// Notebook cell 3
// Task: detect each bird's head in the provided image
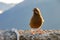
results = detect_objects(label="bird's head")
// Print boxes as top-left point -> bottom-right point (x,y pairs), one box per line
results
33,8 -> 40,15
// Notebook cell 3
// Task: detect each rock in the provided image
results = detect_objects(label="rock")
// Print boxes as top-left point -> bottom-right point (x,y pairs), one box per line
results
3,31 -> 17,40
0,30 -> 60,40
18,30 -> 60,40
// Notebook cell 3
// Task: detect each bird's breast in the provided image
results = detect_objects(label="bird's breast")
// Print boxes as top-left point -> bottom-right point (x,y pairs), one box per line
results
30,15 -> 42,28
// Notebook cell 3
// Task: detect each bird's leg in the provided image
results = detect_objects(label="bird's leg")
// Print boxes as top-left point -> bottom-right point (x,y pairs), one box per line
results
30,28 -> 37,35
36,28 -> 46,34
30,28 -> 46,34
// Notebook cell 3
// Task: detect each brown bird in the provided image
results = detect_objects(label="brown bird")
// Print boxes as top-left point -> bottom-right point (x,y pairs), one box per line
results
29,8 -> 44,34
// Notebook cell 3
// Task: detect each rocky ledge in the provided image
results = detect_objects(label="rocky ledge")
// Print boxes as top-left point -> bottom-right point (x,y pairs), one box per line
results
0,30 -> 60,40
19,30 -> 60,40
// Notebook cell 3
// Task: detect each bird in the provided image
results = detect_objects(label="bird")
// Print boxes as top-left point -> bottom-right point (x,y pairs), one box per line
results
29,8 -> 45,34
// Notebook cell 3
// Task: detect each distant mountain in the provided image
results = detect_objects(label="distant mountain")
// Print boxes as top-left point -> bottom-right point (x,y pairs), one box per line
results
0,0 -> 60,30
0,1 -> 32,29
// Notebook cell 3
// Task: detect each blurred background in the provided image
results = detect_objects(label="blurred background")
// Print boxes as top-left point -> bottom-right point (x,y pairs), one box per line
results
0,0 -> 60,30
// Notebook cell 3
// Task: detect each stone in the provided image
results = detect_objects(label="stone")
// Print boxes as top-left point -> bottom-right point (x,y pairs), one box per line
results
0,30 -> 60,40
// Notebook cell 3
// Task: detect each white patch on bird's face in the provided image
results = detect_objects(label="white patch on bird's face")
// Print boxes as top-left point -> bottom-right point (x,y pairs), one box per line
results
0,0 -> 24,4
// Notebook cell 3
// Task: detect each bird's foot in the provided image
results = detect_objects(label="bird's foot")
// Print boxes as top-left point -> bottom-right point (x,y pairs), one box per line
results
30,30 -> 36,35
30,29 -> 46,35
36,30 -> 46,34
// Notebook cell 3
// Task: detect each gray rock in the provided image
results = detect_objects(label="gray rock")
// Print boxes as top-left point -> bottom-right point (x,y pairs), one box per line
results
3,31 -> 17,40
0,30 -> 60,40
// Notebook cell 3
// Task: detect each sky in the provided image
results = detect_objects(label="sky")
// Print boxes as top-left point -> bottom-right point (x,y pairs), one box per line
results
0,0 -> 60,30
